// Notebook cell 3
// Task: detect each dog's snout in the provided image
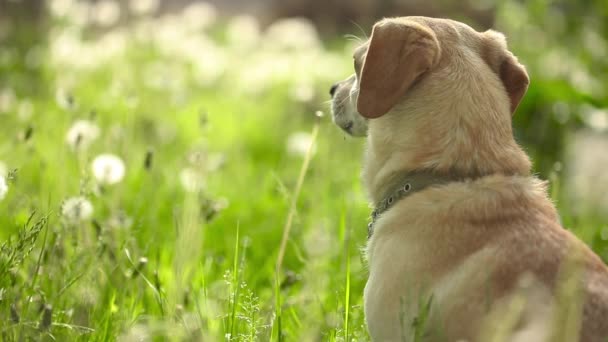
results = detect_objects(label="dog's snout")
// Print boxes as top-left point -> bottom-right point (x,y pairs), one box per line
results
329,83 -> 339,97
343,121 -> 354,132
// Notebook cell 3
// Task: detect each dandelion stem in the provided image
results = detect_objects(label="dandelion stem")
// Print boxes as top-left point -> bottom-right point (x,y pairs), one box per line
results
273,113 -> 320,342
275,114 -> 320,274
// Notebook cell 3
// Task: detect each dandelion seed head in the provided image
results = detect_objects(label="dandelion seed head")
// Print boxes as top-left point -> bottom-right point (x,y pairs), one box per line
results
226,15 -> 260,49
107,211 -> 133,230
55,87 -> 74,109
67,1 -> 92,27
179,167 -> 205,193
582,106 -> 608,132
264,18 -> 321,51
76,285 -> 99,306
50,28 -> 127,70
304,225 -> 332,257
0,87 -> 16,114
49,0 -> 75,18
0,175 -> 8,201
17,99 -> 34,121
118,323 -> 151,342
129,0 -> 159,16
92,154 -> 126,185
93,0 -> 120,27
181,2 -> 217,32
66,119 -> 100,150
290,81 -> 315,103
61,196 -> 94,223
287,132 -> 316,157
567,132 -> 608,213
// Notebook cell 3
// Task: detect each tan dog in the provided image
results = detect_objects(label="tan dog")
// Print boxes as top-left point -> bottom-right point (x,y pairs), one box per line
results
330,17 -> 608,341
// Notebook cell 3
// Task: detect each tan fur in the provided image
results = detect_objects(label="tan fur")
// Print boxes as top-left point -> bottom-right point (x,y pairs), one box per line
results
357,19 -> 441,118
330,17 -> 608,341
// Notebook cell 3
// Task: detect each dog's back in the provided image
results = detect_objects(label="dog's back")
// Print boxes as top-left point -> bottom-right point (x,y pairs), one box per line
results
329,16 -> 608,341
365,175 -> 608,341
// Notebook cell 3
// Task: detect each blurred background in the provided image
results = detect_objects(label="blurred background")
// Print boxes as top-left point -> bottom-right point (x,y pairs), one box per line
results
0,0 -> 607,340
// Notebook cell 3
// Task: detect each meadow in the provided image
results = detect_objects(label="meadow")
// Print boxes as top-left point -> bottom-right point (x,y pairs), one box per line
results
1,1 -> 607,341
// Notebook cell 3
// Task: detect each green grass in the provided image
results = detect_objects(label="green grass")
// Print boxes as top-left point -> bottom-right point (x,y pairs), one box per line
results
1,3 -> 607,341
0,16 -> 370,340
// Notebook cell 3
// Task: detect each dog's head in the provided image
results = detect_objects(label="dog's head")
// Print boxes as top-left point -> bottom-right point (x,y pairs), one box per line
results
330,17 -> 529,137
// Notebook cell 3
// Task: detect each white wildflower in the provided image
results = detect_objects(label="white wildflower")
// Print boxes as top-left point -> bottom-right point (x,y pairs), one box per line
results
287,132 -> 316,157
129,0 -> 159,16
566,132 -> 608,213
55,87 -> 73,109
191,44 -> 227,86
264,18 -> 321,51
0,175 -> 8,201
581,105 -> 608,132
180,167 -> 205,192
92,154 -> 126,185
290,81 -> 315,103
226,15 -> 261,49
17,99 -> 34,121
0,87 -> 16,114
181,2 -> 217,32
66,119 -> 100,150
93,0 -> 120,27
66,1 -> 91,27
118,324 -> 150,342
61,196 -> 94,223
107,211 -> 134,230
76,285 -> 99,306
49,0 -> 75,18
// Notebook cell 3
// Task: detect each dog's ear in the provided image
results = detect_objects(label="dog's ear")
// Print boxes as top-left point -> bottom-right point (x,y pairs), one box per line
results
483,30 -> 529,115
357,19 -> 441,119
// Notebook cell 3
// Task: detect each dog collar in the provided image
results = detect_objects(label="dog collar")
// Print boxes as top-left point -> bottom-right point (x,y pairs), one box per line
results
368,172 -> 466,239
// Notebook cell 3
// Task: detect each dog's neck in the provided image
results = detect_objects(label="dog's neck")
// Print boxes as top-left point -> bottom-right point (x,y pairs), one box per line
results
362,105 -> 531,204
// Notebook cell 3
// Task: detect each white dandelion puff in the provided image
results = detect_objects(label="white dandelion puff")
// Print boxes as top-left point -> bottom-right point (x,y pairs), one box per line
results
287,132 -> 316,157
118,324 -> 150,342
566,132 -> 608,213
128,0 -> 159,16
0,87 -> 16,114
181,2 -> 217,32
107,211 -> 134,230
55,88 -> 73,109
264,18 -> 321,51
49,0 -> 75,18
581,106 -> 608,132
290,81 -> 315,103
61,196 -> 94,223
17,99 -> 34,121
66,119 -> 100,150
93,0 -> 120,27
179,167 -> 205,193
92,154 -> 126,185
226,15 -> 261,49
0,175 -> 8,201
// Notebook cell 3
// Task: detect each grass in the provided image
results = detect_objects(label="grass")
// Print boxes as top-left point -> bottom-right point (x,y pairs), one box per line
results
0,14 -> 370,340
1,3 -> 607,341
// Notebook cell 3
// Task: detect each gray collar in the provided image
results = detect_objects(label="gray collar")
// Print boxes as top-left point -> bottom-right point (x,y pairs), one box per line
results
367,171 -> 467,238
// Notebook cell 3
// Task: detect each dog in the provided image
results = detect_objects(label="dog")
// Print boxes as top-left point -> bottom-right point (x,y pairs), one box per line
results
330,16 -> 608,341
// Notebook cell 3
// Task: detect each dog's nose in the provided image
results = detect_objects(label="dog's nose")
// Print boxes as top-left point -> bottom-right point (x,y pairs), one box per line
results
343,121 -> 354,132
329,83 -> 339,97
